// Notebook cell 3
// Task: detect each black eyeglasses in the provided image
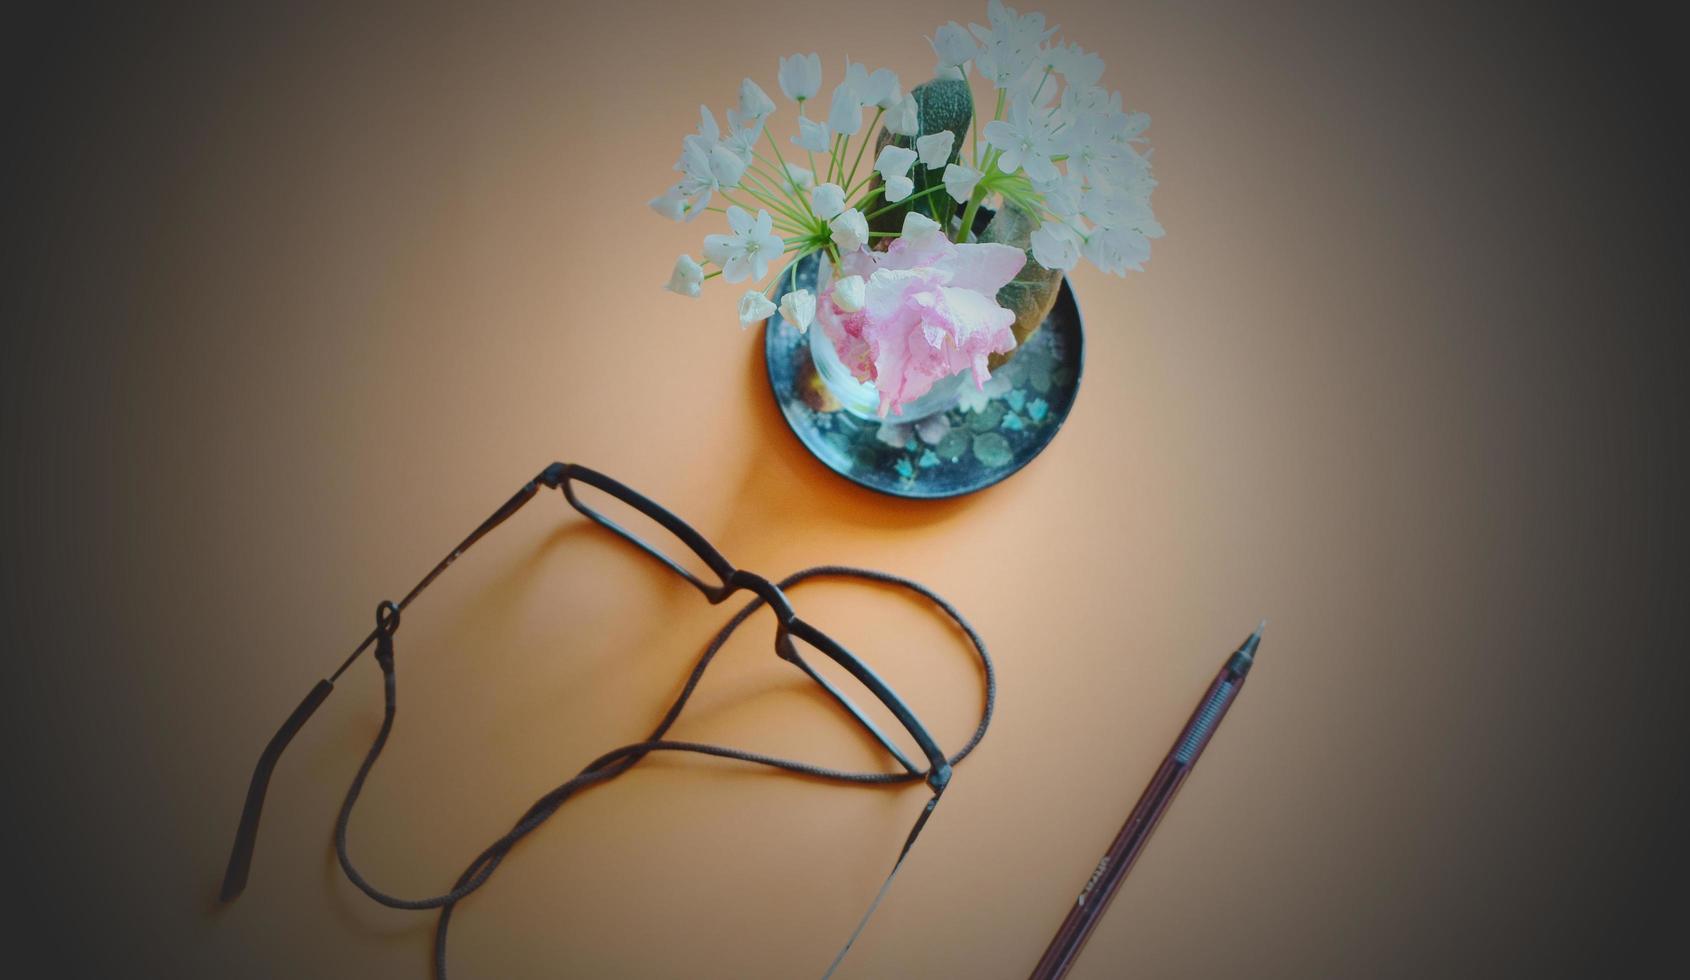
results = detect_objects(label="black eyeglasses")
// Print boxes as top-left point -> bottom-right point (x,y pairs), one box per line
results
222,462 -> 995,978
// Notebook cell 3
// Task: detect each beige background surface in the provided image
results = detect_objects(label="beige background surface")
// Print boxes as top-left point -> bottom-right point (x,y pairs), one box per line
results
4,1 -> 1685,977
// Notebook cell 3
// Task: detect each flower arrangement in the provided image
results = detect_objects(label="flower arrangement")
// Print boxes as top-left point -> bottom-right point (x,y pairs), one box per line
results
652,0 -> 1160,416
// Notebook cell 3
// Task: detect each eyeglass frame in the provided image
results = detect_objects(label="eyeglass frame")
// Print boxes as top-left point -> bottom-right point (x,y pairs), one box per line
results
221,460 -> 957,904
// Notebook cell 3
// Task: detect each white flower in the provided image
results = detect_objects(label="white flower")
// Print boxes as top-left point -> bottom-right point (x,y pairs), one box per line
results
738,289 -> 777,328
827,77 -> 863,136
1083,225 -> 1152,276
884,94 -> 920,136
812,182 -> 847,220
884,175 -> 914,202
648,183 -> 697,222
970,0 -> 1054,87
665,254 -> 705,296
738,78 -> 776,121
942,162 -> 983,203
693,105 -> 721,143
1047,42 -> 1104,89
1117,111 -> 1151,143
833,274 -> 866,312
1029,222 -> 1082,271
983,97 -> 1060,182
1061,84 -> 1120,119
779,288 -> 817,332
860,67 -> 902,109
778,52 -> 822,102
1082,182 -> 1160,235
829,208 -> 869,252
930,21 -> 978,72
900,210 -> 943,244
1033,171 -> 1085,220
679,135 -> 747,197
875,144 -> 917,179
722,109 -> 764,160
703,206 -> 784,283
1056,120 -> 1125,188
794,116 -> 831,153
915,131 -> 954,168
782,163 -> 815,190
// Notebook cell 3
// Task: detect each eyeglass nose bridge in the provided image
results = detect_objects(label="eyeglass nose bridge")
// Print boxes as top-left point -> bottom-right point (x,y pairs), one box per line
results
726,569 -> 796,620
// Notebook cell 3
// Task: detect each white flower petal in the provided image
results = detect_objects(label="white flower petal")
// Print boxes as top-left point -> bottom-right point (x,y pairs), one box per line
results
930,22 -> 977,70
828,208 -> 869,252
1030,222 -> 1081,271
778,52 -> 822,102
884,175 -> 914,203
778,288 -> 817,332
884,94 -> 920,136
701,234 -> 734,266
915,131 -> 955,169
942,163 -> 982,203
833,275 -> 866,313
664,254 -> 704,297
865,67 -> 902,109
738,78 -> 776,121
710,143 -> 747,187
874,144 -> 917,179
782,163 -> 815,190
812,183 -> 846,220
648,184 -> 690,221
738,289 -> 777,328
900,210 -> 942,244
794,116 -> 832,153
695,105 -> 720,143
827,82 -> 863,136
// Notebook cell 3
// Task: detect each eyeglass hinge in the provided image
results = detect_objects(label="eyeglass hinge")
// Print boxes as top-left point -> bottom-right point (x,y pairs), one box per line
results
537,462 -> 568,489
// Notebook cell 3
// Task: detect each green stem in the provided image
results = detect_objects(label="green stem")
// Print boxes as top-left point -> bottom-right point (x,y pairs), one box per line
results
829,134 -> 847,184
844,108 -> 884,191
762,127 -> 814,222
735,176 -> 808,225
799,102 -> 819,181
956,160 -> 998,244
865,182 -> 945,220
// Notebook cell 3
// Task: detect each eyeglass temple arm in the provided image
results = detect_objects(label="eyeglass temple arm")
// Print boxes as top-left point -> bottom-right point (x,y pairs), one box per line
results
222,470 -> 555,903
219,678 -> 334,902
783,620 -> 953,793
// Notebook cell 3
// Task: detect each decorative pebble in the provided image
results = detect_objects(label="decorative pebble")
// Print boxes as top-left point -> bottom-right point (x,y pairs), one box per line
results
972,432 -> 1013,467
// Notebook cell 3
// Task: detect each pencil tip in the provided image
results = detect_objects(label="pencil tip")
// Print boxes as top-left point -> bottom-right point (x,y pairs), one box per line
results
1239,619 -> 1266,659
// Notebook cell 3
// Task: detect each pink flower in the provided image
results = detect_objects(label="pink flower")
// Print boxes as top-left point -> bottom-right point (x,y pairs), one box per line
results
814,235 -> 1025,416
